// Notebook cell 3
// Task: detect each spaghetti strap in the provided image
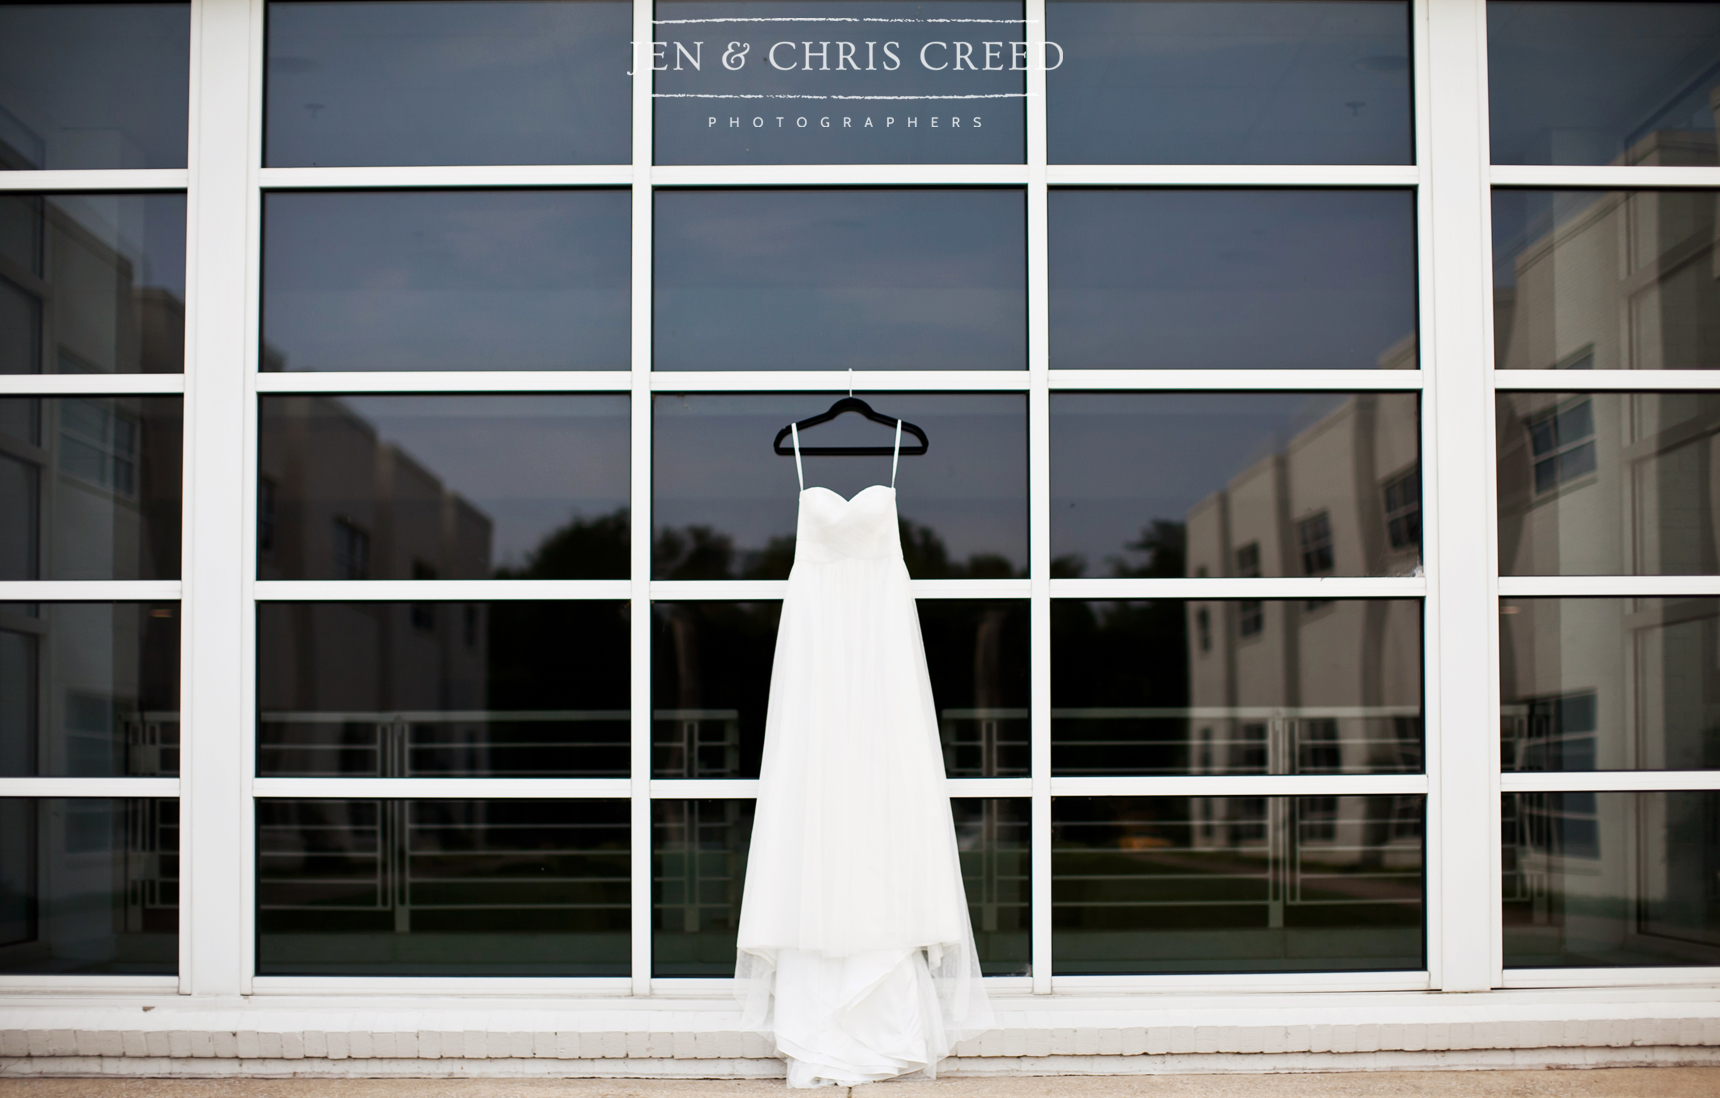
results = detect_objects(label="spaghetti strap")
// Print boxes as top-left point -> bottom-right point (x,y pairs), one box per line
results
891,419 -> 902,488
790,422 -> 805,491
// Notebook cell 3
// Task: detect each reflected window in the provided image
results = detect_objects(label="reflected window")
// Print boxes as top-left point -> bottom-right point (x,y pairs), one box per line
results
1048,190 -> 1418,371
1053,796 -> 1424,974
1488,3 -> 1720,166
654,190 -> 1026,372
0,799 -> 178,974
265,1 -> 630,167
1051,392 -> 1420,578
258,395 -> 629,580
257,799 -> 629,975
256,602 -> 630,778
0,5 -> 189,170
1527,398 -> 1596,494
953,798 -> 1031,975
1047,0 -> 1412,165
655,393 -> 1026,580
1053,599 -> 1422,776
261,190 -> 629,373
1504,791 -> 1720,967
1382,467 -> 1419,550
654,799 -> 754,977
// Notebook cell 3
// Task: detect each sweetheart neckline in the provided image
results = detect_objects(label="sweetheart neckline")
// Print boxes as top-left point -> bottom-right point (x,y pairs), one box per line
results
800,484 -> 896,505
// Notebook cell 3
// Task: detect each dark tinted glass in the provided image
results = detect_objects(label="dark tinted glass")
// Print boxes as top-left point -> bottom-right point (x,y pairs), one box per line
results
0,396 -> 182,581
1054,600 -> 1422,776
654,798 -> 753,976
654,189 -> 1026,371
261,191 -> 630,373
1051,393 -> 1420,577
0,4 -> 189,170
0,602 -> 178,777
0,798 -> 177,974
1497,392 -> 1720,575
1048,1 -> 1412,165
1049,190 -> 1418,370
259,395 -> 628,580
1,194 -> 186,375
954,798 -> 1031,975
1493,191 -> 1720,372
257,602 -> 628,778
1504,791 -> 1720,966
653,600 -> 1028,778
655,393 -> 1026,579
1501,598 -> 1720,772
257,798 -> 629,975
1053,795 -> 1424,974
265,1 -> 631,167
1488,2 -> 1720,166
654,0 -> 1025,165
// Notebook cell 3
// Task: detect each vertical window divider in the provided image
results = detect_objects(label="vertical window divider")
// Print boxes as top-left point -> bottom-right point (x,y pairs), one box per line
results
1025,0 -> 1052,997
631,0 -> 657,999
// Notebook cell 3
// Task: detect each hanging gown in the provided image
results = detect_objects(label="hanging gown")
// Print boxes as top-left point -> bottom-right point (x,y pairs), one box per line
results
735,423 -> 993,1089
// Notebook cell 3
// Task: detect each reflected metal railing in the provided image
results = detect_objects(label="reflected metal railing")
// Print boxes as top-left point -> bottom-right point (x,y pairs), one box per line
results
1051,705 -> 1423,775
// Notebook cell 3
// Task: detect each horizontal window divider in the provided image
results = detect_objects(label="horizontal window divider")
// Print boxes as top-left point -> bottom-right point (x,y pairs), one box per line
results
1500,967 -> 1720,990
649,579 -> 1031,600
0,581 -> 181,602
1497,575 -> 1720,598
0,169 -> 189,192
255,371 -> 632,394
1046,970 -> 1433,994
1495,370 -> 1720,391
1489,165 -> 1720,189
1049,369 -> 1424,391
0,374 -> 185,396
1050,577 -> 1425,599
1049,774 -> 1428,797
250,778 -> 632,799
257,165 -> 634,189
253,580 -> 632,601
1045,165 -> 1422,188
1500,771 -> 1720,793
647,975 -> 1036,996
650,165 -> 1031,187
650,370 -> 1029,392
650,779 -> 759,799
0,778 -> 179,798
0,975 -> 180,992
248,976 -> 636,995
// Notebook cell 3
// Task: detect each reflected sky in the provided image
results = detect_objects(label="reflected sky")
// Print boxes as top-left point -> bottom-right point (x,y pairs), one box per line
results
261,190 -> 630,372
1049,189 -> 1418,370
654,189 -> 1026,371
1488,2 -> 1720,166
265,0 -> 631,166
1048,0 -> 1412,165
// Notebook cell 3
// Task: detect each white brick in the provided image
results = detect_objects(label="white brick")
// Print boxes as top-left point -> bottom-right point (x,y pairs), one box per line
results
280,1032 -> 304,1060
358,1032 -> 383,1058
1052,1027 -> 1079,1056
211,1032 -> 239,1059
235,1031 -> 259,1059
1144,1027 -> 1171,1055
1118,1029 -> 1148,1056
325,1031 -> 351,1059
303,1031 -> 328,1059
674,1031 -> 699,1059
256,1032 -> 283,1059
742,1033 -> 775,1059
464,1030 -> 489,1058
602,1031 -> 629,1058
417,1030 -> 441,1059
1094,1029 -> 1122,1056
1167,1027 -> 1197,1055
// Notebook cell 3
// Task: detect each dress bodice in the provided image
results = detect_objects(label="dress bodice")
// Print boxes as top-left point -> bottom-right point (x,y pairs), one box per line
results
794,485 -> 904,565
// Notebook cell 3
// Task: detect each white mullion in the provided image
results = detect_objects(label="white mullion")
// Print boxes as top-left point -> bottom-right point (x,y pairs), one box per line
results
1497,371 -> 1720,391
1050,970 -> 1432,993
630,0 -> 656,1000
250,975 -> 634,994
1025,0 -> 1052,998
258,165 -> 633,189
1501,771 -> 1720,793
1051,577 -> 1426,600
0,778 -> 180,798
1490,165 -> 1720,189
1503,967 -> 1720,989
1498,576 -> 1720,598
1045,165 -> 1422,187
650,370 -> 1029,392
0,581 -> 181,601
254,579 -> 633,601
1051,775 -> 1429,798
0,375 -> 185,396
649,579 -> 1033,600
0,975 -> 181,992
0,169 -> 189,191
642,165 -> 1423,187
651,164 -> 1029,186
1049,369 -> 1424,392
255,371 -> 633,394
252,778 -> 633,799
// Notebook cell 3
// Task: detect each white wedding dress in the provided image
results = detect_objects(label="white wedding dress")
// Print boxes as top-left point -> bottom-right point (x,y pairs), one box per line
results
735,422 -> 992,1089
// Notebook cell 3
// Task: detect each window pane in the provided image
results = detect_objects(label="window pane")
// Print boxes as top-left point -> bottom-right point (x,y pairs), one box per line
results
654,799 -> 753,976
653,0 -> 1025,165
257,798 -> 629,975
1,602 -> 178,777
1,195 -> 186,375
0,798 -> 177,974
261,191 -> 629,373
1504,791 -> 1720,967
1053,795 -> 1423,974
1054,600 -> 1422,776
1488,2 -> 1720,166
1501,598 -> 1720,772
257,602 -> 628,778
654,189 -> 1026,371
0,4 -> 189,170
264,1 -> 630,167
653,600 -> 1028,779
953,798 -> 1031,975
1048,1 -> 1411,165
655,393 -> 1026,579
259,395 -> 628,580
1051,393 -> 1421,577
1049,190 -> 1418,370
1497,391 -> 1720,575
0,396 -> 182,581
1494,191 -> 1720,371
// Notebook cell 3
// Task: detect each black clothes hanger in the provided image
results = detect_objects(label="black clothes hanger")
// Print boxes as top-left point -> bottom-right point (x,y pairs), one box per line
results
773,396 -> 930,456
